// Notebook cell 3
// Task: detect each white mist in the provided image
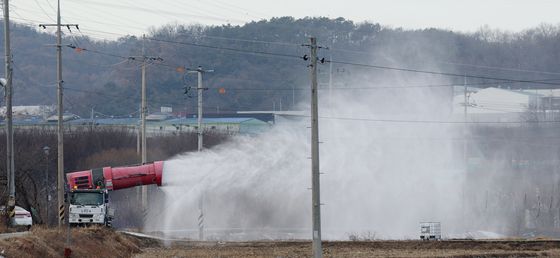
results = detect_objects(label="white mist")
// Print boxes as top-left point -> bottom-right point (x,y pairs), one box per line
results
147,78 -> 467,240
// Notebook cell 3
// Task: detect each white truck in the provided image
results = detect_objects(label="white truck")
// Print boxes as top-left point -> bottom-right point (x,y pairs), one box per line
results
68,189 -> 113,226
66,161 -> 164,227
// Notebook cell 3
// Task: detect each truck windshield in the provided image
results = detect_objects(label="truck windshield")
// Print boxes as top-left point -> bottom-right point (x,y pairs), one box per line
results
70,192 -> 103,206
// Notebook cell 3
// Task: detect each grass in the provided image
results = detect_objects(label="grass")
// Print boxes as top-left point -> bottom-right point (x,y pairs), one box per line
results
0,226 -> 147,258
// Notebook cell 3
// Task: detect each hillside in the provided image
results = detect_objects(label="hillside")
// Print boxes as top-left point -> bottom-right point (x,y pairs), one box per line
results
1,18 -> 560,117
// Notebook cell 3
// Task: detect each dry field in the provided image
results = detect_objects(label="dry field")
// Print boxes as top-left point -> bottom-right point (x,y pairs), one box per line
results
135,239 -> 560,258
0,228 -> 559,257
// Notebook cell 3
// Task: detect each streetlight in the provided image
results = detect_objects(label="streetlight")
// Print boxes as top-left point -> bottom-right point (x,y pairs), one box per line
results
43,146 -> 50,226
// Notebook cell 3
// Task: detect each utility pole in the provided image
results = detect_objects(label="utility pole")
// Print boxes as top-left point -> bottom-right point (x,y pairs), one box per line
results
141,36 -> 147,162
292,84 -> 295,109
3,0 -> 15,222
462,74 -> 468,231
463,75 -> 468,169
55,2 -> 64,228
137,105 -> 141,154
186,66 -> 213,152
185,66 -> 212,241
39,0 -> 78,227
130,37 -> 162,212
43,146 -> 50,226
328,51 -> 333,105
136,104 -> 141,207
306,37 -> 323,258
198,193 -> 204,240
90,107 -> 94,131
140,39 -> 147,212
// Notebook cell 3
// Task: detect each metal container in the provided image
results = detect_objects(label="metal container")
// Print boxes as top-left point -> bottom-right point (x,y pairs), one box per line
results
420,222 -> 441,240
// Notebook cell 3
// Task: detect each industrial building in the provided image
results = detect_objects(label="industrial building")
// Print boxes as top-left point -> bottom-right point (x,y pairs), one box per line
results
453,87 -> 560,123
2,110 -> 272,135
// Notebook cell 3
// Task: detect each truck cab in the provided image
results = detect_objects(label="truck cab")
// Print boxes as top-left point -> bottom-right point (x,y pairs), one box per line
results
68,188 -> 113,226
65,161 -> 163,227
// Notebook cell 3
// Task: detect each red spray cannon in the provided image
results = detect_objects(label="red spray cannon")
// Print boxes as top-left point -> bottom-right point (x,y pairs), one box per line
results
66,161 -> 164,191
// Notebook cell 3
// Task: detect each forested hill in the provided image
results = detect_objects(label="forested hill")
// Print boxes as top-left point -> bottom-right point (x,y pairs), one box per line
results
2,17 -> 560,117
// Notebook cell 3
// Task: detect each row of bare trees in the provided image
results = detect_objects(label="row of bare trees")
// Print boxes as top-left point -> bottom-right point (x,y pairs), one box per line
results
0,126 -> 228,226
465,124 -> 560,237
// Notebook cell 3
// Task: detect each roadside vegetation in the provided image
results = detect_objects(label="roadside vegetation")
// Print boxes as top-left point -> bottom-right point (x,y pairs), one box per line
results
0,226 -> 157,258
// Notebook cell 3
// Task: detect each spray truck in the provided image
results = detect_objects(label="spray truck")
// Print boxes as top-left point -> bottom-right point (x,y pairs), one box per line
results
65,161 -> 163,226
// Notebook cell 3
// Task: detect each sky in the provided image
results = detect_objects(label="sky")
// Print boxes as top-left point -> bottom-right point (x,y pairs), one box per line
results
8,0 -> 560,40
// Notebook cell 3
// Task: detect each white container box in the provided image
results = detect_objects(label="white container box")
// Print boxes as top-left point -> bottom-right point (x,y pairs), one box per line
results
420,222 -> 441,240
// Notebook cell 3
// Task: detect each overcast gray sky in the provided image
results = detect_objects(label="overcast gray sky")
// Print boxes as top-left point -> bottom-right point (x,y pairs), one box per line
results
10,0 -> 560,40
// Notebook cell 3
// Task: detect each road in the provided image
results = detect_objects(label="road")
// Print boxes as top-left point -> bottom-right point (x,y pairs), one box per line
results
0,231 -> 28,240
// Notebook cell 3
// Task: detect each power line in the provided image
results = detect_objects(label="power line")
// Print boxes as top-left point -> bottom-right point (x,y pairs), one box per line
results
77,0 -> 247,24
328,60 -> 560,86
204,79 -> 560,91
61,40 -> 560,102
9,2 -> 151,36
177,33 -> 301,47
66,44 -> 128,59
32,0 -> 55,22
437,60 -> 560,76
66,44 -> 184,71
62,44 -> 560,95
146,37 -> 302,59
326,48 -> 560,77
151,0 -> 237,22
41,85 -> 560,125
205,75 -> 560,91
60,33 -> 560,95
104,35 -> 560,87
55,27 -> 560,83
211,0 -> 270,19
316,115 -> 560,124
64,56 -> 133,68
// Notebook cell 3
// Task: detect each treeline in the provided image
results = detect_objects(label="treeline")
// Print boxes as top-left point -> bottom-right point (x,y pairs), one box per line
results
3,18 -> 560,116
464,124 -> 560,236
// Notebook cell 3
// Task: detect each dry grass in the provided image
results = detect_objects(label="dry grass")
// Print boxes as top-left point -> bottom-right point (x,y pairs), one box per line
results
0,226 -> 149,258
1,228 -> 560,258
134,240 -> 560,258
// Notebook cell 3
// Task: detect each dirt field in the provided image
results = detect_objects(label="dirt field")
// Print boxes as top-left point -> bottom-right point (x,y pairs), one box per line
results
1,228 -> 559,257
135,239 -> 560,258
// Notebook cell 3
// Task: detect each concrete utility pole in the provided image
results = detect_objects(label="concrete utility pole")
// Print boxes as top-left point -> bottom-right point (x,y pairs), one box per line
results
90,107 -> 94,131
307,37 -> 323,258
463,75 -> 468,168
462,74 -> 468,231
187,66 -> 213,152
185,66 -> 212,241
43,146 -> 50,226
141,37 -> 147,162
39,0 -> 78,227
140,39 -> 147,211
198,193 -> 204,240
137,105 -> 141,154
3,0 -> 15,221
136,104 -> 141,207
328,51 -> 333,104
55,1 -> 64,227
130,37 -> 162,212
